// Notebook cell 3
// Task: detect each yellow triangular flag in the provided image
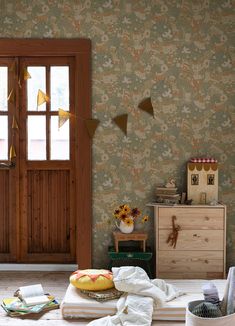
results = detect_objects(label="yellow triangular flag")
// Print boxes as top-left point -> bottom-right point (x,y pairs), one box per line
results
113,114 -> 128,135
138,97 -> 154,117
9,145 -> 16,160
7,89 -> 15,103
12,116 -> 19,130
85,119 -> 100,138
18,78 -> 22,89
37,89 -> 50,108
9,61 -> 15,72
58,108 -> 71,129
23,68 -> 31,80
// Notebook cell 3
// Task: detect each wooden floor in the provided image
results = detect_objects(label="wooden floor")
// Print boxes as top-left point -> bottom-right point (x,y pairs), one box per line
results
0,271 -> 185,325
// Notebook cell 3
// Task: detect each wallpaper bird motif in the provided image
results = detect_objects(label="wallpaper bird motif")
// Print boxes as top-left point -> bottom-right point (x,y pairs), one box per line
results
0,0 -> 234,268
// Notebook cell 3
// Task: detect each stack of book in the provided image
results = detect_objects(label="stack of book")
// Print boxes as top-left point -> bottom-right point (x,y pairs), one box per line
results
1,284 -> 59,317
156,186 -> 180,204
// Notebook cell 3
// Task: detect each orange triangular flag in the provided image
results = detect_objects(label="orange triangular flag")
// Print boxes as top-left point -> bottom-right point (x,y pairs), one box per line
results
7,89 -> 15,103
85,119 -> 100,138
113,114 -> 128,135
58,108 -> 71,129
138,97 -> 154,116
23,68 -> 31,80
12,116 -> 19,130
9,144 -> 16,160
37,89 -> 50,108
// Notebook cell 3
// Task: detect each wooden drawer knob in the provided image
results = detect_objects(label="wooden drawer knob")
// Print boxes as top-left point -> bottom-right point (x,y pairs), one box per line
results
205,259 -> 209,264
205,238 -> 209,242
172,260 -> 176,264
205,216 -> 210,221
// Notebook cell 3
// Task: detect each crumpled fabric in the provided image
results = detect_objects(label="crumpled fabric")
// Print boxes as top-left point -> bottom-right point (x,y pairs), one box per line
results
87,266 -> 183,326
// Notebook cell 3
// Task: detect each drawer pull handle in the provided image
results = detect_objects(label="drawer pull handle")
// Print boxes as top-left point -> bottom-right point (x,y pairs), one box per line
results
205,238 -> 209,242
172,260 -> 176,264
193,234 -> 199,237
205,216 -> 209,221
205,260 -> 209,264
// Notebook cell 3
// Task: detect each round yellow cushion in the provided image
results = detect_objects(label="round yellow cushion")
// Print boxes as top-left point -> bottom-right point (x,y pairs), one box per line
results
70,269 -> 114,291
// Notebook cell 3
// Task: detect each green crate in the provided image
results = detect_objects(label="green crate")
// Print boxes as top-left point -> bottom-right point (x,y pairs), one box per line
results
108,246 -> 153,277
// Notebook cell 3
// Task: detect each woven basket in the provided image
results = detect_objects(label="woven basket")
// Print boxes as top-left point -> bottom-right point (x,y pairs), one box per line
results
186,300 -> 235,326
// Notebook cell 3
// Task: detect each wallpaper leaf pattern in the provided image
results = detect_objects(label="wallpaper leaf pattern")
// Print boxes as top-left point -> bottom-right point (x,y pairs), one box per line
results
0,0 -> 234,269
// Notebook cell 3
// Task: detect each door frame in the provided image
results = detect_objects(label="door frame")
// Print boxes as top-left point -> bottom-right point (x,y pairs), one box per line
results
0,39 -> 92,268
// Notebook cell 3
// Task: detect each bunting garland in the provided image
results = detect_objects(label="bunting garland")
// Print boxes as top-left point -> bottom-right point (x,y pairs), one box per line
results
58,108 -> 71,129
12,116 -> 19,130
7,89 -> 15,103
23,68 -> 31,80
9,144 -> 16,160
138,97 -> 154,117
113,114 -> 128,135
37,89 -> 50,109
85,119 -> 100,138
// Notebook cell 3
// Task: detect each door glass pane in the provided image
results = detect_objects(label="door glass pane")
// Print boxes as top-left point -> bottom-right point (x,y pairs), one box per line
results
0,67 -> 8,111
0,116 -> 8,159
50,66 -> 69,111
28,116 -> 46,160
27,67 -> 46,111
50,116 -> 69,160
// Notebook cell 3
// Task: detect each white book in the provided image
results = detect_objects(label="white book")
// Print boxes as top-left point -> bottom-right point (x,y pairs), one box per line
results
19,284 -> 50,306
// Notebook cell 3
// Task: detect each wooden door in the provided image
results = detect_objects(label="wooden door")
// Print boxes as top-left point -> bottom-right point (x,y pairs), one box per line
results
0,39 -> 92,267
19,57 -> 76,263
0,57 -> 18,262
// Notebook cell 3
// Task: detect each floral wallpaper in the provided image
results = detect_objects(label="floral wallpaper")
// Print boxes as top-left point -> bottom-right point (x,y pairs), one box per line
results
0,0 -> 234,269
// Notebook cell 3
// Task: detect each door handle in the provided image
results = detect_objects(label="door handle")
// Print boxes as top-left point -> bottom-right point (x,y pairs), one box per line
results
0,161 -> 15,169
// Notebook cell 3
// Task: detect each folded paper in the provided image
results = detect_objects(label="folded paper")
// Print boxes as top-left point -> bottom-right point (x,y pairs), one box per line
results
85,119 -> 100,138
138,97 -> 154,117
113,114 -> 128,135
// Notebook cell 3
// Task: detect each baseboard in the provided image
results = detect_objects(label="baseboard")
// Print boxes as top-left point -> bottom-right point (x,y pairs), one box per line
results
0,264 -> 77,271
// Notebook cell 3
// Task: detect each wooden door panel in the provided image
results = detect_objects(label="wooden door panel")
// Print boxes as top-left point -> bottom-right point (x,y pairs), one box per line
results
27,170 -> 72,255
0,170 -> 10,254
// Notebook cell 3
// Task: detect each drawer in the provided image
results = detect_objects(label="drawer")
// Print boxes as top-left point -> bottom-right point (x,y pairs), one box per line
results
158,207 -> 224,230
158,250 -> 224,273
159,229 -> 224,250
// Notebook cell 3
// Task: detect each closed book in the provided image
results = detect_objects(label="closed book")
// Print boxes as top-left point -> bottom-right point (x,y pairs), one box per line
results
156,188 -> 178,195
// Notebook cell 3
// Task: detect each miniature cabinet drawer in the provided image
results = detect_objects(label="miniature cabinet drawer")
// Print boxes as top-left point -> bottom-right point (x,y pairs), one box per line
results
158,207 -> 224,230
158,250 -> 224,273
159,229 -> 224,251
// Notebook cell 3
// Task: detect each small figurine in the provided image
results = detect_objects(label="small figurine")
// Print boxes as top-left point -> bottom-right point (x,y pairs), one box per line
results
166,216 -> 181,248
165,178 -> 176,188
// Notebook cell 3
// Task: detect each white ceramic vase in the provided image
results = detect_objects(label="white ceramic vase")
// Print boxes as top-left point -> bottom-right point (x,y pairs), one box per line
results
117,220 -> 134,234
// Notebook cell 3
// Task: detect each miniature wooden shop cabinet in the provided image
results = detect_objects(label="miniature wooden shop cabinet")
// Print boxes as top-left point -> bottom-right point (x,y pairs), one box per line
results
187,162 -> 218,204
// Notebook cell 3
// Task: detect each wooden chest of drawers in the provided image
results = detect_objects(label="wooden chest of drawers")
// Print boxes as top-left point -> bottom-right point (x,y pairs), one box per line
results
152,204 -> 226,279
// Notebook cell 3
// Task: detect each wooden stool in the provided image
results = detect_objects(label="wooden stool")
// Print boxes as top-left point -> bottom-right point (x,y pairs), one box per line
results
113,231 -> 148,253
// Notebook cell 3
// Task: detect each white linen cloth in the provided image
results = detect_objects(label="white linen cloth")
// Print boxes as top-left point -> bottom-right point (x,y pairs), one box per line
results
221,266 -> 235,315
87,266 -> 183,326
